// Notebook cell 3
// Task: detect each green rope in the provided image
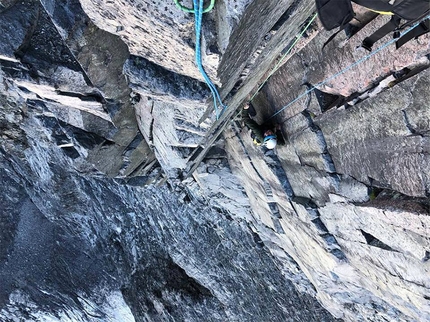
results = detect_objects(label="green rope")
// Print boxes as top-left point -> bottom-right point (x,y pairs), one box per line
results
231,13 -> 318,122
174,0 -> 215,13
248,13 -> 318,102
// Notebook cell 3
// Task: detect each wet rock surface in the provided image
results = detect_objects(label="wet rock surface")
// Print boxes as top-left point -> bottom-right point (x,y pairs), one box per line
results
1,0 -> 430,321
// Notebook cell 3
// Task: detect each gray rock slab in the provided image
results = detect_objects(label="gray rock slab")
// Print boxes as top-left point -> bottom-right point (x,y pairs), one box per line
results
289,126 -> 330,172
0,0 -> 40,58
318,202 -> 430,321
336,174 -> 369,203
316,70 -> 430,197
79,0 -> 219,81
402,67 -> 430,136
277,146 -> 336,206
124,56 -> 210,107
13,80 -> 117,138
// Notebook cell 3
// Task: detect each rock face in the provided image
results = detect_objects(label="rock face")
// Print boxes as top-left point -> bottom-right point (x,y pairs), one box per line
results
0,68 -> 337,320
0,134 -> 337,321
1,0 -> 429,321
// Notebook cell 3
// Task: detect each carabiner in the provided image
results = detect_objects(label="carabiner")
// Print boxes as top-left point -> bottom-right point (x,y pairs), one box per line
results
173,0 -> 215,14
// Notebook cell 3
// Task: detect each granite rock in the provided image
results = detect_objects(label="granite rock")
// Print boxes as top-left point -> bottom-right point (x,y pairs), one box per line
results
1,0 -> 429,321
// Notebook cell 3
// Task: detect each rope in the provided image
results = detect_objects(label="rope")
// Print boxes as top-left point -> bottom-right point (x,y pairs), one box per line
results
193,0 -> 226,119
267,14 -> 430,121
226,13 -> 318,123
249,13 -> 318,102
174,0 -> 226,119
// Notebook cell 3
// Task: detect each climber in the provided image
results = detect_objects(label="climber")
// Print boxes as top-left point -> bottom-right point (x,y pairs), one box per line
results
241,103 -> 285,149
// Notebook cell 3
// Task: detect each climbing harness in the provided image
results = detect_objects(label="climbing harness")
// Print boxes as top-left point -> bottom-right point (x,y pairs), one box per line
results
266,14 -> 430,121
175,0 -> 226,119
174,0 -> 215,13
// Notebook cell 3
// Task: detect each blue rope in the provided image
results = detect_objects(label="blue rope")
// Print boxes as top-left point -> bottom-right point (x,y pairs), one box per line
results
193,0 -> 226,119
268,15 -> 430,121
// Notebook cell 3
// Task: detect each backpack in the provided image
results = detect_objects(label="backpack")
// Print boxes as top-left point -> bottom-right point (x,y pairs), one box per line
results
316,0 -> 430,50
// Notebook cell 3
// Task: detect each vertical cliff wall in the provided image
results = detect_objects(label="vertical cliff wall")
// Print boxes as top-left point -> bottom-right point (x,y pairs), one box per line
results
1,0 -> 429,321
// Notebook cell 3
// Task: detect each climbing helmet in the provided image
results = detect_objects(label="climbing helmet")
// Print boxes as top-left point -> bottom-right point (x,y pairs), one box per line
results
263,134 -> 277,149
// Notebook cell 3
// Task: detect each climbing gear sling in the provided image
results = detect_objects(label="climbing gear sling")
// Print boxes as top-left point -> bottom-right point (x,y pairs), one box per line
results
315,0 -> 430,50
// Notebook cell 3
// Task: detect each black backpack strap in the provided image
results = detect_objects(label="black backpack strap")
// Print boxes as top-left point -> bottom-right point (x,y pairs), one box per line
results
392,0 -> 430,20
321,19 -> 355,49
360,15 -> 401,51
316,0 -> 355,30
352,0 -> 394,13
396,18 -> 430,48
